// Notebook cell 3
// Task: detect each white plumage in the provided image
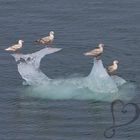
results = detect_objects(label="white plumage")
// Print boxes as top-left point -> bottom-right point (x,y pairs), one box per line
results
84,44 -> 104,58
35,31 -> 54,45
107,60 -> 119,75
5,40 -> 24,52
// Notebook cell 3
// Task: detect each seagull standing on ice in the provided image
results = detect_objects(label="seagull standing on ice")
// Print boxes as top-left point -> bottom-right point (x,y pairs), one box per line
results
35,31 -> 54,45
84,43 -> 104,59
107,60 -> 119,75
5,40 -> 24,52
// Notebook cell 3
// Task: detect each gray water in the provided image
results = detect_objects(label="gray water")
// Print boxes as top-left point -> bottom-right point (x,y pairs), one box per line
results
0,0 -> 140,139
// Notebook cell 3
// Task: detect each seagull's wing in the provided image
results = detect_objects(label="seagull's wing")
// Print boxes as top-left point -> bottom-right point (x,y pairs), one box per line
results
10,44 -> 19,49
6,44 -> 18,50
107,65 -> 114,72
42,36 -> 50,41
36,36 -> 51,44
91,48 -> 101,54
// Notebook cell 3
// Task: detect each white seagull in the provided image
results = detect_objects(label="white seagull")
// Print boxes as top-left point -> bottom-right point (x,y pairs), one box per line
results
35,31 -> 54,45
5,40 -> 24,52
107,60 -> 119,75
84,43 -> 104,59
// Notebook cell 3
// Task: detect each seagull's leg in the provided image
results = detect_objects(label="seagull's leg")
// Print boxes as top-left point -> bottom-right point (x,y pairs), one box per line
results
107,70 -> 111,76
96,56 -> 100,61
113,71 -> 117,75
15,50 -> 19,54
96,53 -> 102,61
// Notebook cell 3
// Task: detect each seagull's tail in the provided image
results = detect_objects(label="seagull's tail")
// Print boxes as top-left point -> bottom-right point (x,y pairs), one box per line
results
5,47 -> 12,51
84,52 -> 92,56
34,39 -> 40,44
34,40 -> 39,43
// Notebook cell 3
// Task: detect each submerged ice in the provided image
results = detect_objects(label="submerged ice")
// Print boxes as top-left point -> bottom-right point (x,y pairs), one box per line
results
12,47 -> 136,101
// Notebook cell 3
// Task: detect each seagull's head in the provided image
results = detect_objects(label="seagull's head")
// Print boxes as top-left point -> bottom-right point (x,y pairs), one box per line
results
113,60 -> 119,64
50,31 -> 54,35
18,40 -> 24,44
98,43 -> 104,52
98,43 -> 104,48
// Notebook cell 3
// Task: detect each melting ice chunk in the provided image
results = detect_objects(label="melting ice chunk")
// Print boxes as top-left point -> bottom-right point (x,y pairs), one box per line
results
86,59 -> 119,93
11,47 -> 135,101
12,47 -> 62,85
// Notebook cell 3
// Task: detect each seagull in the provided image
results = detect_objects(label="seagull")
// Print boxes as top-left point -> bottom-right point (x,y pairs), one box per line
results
5,40 -> 24,52
107,60 -> 119,75
35,31 -> 54,45
84,43 -> 104,59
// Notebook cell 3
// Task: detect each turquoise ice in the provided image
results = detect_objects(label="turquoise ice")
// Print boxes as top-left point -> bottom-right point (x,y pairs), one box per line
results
12,47 -> 136,101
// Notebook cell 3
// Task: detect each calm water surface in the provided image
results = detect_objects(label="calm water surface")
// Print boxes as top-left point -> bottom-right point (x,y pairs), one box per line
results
0,0 -> 140,139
